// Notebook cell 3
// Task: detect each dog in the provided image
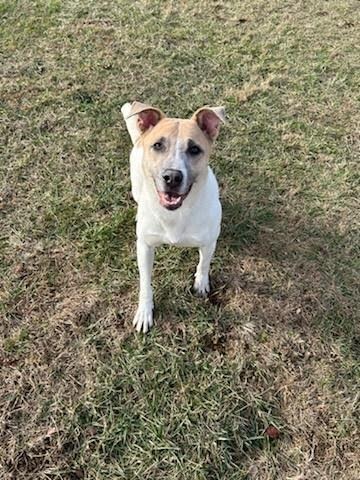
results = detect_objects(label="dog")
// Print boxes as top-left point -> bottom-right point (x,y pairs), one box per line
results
121,101 -> 225,332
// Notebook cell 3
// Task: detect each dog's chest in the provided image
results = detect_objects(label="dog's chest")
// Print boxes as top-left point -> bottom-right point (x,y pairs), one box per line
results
160,225 -> 203,247
136,168 -> 221,247
143,214 -> 208,247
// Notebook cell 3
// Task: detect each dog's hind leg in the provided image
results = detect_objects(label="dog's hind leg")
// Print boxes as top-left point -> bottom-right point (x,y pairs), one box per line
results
193,241 -> 217,296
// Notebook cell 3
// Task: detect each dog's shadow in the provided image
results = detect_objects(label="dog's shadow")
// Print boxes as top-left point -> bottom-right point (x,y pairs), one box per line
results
215,193 -> 358,354
154,188 -> 358,359
219,198 -> 274,252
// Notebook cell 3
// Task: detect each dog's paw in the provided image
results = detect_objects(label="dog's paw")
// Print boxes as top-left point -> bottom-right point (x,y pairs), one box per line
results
133,303 -> 154,333
193,274 -> 210,296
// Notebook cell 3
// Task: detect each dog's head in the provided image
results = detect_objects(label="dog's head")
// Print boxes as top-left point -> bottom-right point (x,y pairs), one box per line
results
125,101 -> 225,210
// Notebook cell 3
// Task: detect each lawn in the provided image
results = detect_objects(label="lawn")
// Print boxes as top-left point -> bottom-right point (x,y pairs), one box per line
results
0,1 -> 359,479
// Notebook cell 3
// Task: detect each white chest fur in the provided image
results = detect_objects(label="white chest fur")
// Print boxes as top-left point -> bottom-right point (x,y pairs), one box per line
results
136,168 -> 221,248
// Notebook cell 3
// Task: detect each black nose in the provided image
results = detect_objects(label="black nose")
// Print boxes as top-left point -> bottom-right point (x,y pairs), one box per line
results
162,169 -> 183,188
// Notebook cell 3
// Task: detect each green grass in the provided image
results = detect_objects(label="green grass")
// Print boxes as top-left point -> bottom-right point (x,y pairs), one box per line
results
1,1 -> 359,479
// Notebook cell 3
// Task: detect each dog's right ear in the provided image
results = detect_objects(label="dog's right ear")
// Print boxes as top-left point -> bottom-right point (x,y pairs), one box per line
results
121,101 -> 165,144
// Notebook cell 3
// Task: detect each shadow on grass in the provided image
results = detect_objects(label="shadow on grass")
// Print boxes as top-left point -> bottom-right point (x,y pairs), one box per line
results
218,189 -> 359,355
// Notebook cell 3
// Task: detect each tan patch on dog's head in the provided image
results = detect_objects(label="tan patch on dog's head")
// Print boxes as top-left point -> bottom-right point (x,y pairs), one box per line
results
140,117 -> 212,182
124,102 -> 225,208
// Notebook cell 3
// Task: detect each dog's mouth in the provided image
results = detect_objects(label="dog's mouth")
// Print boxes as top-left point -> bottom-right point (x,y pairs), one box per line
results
157,187 -> 192,211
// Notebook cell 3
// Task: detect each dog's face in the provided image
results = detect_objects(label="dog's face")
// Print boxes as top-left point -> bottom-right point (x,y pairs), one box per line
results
127,102 -> 224,210
141,118 -> 213,210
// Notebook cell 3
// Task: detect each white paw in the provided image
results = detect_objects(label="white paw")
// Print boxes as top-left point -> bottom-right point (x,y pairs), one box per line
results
133,303 -> 154,333
193,274 -> 210,296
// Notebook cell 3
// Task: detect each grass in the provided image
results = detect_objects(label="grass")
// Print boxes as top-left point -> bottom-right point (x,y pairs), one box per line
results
0,0 -> 359,478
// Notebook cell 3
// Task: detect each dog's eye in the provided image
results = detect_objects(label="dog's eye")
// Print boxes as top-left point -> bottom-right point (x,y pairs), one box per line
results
153,141 -> 163,151
188,144 -> 202,156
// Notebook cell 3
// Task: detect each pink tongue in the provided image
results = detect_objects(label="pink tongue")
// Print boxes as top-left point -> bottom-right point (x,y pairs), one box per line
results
159,192 -> 182,206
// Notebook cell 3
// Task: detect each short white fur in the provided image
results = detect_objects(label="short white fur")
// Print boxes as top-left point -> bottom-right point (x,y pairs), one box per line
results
121,102 -> 223,333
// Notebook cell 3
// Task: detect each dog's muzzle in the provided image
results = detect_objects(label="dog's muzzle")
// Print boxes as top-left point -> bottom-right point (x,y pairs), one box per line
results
156,169 -> 192,210
155,168 -> 192,210
162,169 -> 183,189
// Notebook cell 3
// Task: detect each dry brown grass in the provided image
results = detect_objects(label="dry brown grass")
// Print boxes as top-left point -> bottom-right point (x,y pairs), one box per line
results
1,0 -> 359,478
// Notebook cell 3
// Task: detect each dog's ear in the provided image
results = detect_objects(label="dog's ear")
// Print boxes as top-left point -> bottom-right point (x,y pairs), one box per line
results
126,101 -> 165,133
121,101 -> 165,144
192,106 -> 225,141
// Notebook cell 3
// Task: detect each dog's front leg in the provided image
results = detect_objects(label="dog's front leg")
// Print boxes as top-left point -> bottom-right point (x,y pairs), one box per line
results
194,241 -> 217,296
133,239 -> 155,333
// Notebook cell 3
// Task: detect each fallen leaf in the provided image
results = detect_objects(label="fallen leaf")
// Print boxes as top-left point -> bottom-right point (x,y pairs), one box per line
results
264,425 -> 280,439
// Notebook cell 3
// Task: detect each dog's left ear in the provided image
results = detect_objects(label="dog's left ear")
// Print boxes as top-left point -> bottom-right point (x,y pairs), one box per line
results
192,106 -> 225,141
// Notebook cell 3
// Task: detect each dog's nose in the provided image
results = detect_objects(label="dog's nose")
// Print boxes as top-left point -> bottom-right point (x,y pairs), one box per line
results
162,169 -> 183,188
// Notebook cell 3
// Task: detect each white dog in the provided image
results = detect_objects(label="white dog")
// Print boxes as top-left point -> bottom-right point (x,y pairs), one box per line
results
121,101 -> 225,333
